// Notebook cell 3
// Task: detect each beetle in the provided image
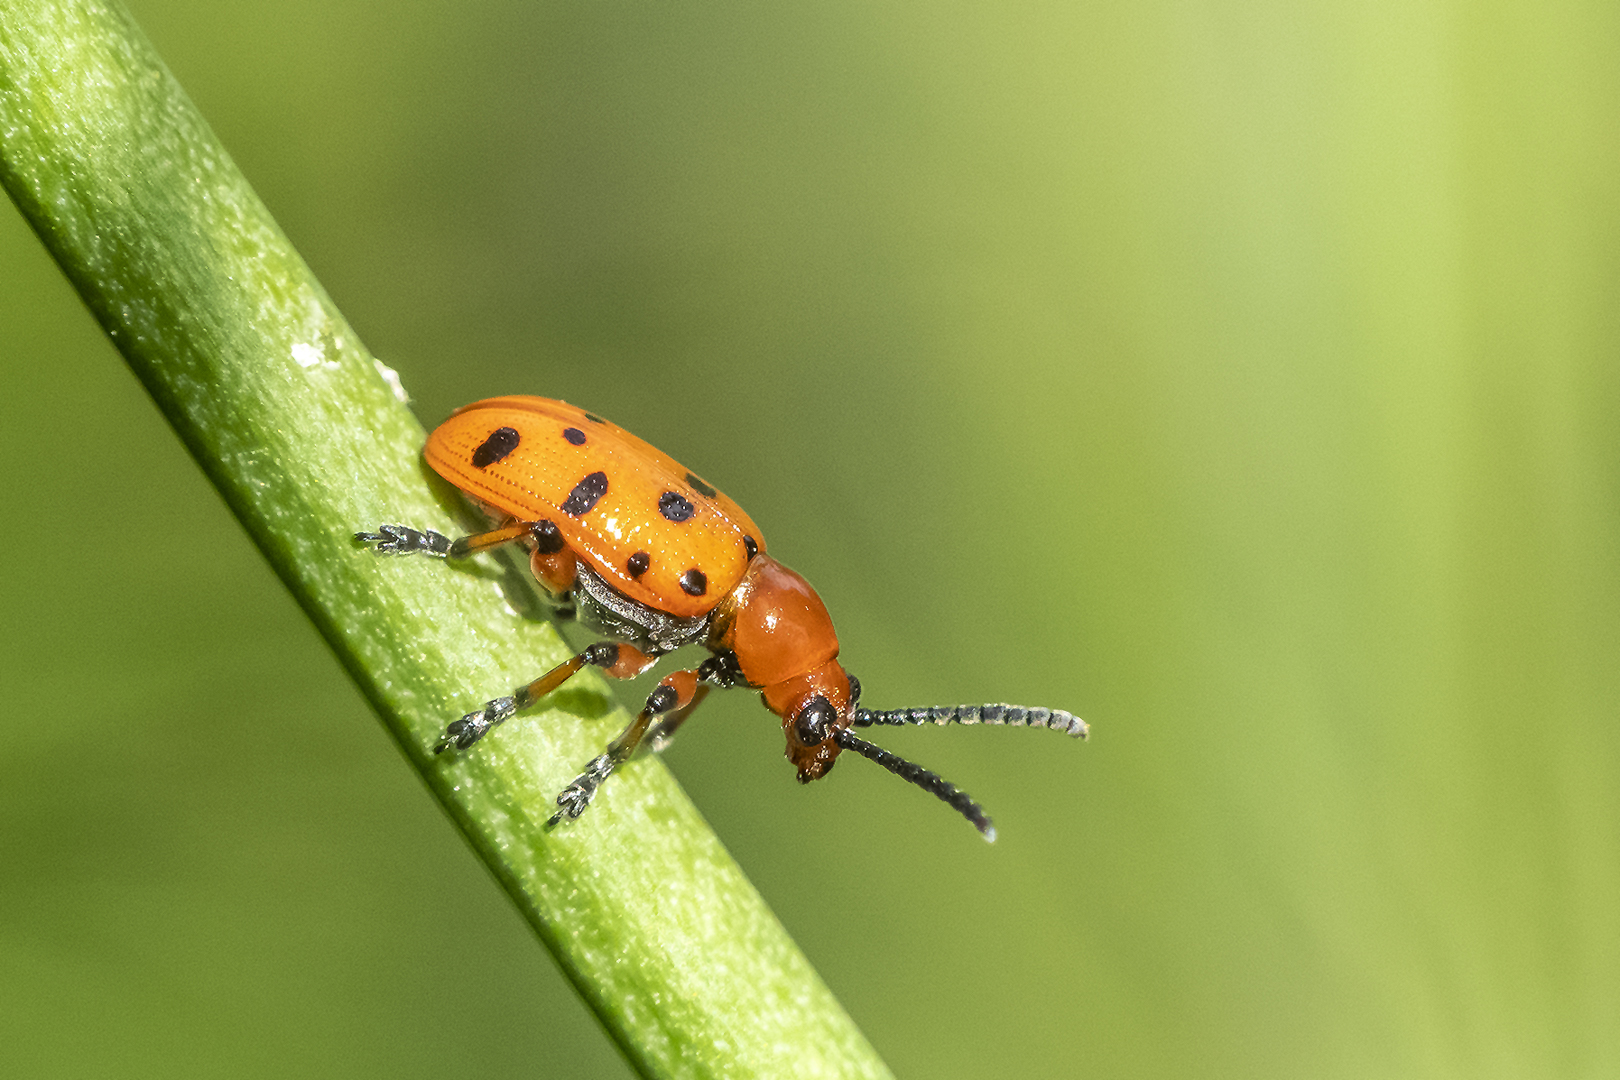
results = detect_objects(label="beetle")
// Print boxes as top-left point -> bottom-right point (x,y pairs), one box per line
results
358,396 -> 1086,840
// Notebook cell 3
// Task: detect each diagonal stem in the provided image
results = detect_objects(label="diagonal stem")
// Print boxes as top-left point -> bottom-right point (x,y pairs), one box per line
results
0,3 -> 892,1078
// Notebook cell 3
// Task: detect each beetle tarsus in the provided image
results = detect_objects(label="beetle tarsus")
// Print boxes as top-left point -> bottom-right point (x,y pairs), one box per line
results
547,753 -> 615,826
434,696 -> 517,753
356,524 -> 452,557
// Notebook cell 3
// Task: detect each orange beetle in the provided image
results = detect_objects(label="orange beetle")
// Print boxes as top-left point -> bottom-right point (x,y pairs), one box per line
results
359,396 -> 1086,839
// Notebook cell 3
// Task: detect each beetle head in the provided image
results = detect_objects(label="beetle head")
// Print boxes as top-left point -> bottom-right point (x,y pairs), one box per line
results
762,659 -> 855,782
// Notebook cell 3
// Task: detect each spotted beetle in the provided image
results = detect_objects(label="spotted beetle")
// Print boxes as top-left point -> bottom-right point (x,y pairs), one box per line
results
359,396 -> 1086,839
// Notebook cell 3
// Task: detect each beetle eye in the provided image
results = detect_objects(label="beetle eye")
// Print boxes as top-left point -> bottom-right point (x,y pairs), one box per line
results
794,696 -> 835,746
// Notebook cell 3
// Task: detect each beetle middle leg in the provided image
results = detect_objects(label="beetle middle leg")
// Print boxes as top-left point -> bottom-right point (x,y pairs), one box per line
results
549,670 -> 702,826
433,641 -> 662,753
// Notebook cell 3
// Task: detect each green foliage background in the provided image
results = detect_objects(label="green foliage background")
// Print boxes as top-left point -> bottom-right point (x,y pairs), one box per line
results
2,0 -> 1615,1076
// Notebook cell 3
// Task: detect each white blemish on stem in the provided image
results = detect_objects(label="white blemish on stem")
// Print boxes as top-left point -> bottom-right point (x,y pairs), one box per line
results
373,358 -> 411,403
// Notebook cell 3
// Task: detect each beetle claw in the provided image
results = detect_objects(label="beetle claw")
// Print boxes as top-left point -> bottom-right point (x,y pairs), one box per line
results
546,753 -> 614,826
433,696 -> 517,754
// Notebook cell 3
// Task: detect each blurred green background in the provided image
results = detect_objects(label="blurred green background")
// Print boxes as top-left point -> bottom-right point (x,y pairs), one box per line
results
3,0 -> 1616,1076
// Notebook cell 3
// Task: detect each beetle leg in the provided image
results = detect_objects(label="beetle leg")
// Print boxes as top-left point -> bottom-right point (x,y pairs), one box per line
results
357,520 -> 568,560
362,519 -> 579,612
433,642 -> 662,753
643,684 -> 711,755
528,539 -> 578,602
356,521 -> 526,558
549,669 -> 701,826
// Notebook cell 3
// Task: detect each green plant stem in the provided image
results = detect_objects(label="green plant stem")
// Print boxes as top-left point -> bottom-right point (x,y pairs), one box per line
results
0,3 -> 892,1077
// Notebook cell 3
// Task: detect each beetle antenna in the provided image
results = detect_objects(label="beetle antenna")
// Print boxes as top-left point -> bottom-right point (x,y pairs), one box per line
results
852,701 -> 1088,739
832,728 -> 997,842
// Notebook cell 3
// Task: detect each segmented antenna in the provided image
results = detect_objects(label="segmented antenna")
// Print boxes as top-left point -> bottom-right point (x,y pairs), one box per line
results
832,729 -> 997,842
852,702 -> 1088,739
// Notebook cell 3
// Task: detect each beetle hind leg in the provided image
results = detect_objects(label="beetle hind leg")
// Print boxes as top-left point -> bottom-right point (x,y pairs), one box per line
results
355,524 -> 453,556
357,520 -> 541,559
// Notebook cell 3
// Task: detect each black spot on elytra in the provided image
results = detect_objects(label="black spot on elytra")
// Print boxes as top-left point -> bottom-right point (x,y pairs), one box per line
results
471,427 -> 520,467
659,491 -> 696,522
563,427 -> 586,445
530,519 -> 564,554
626,551 -> 650,578
561,471 -> 608,515
686,472 -> 717,498
583,412 -> 605,424
679,568 -> 707,596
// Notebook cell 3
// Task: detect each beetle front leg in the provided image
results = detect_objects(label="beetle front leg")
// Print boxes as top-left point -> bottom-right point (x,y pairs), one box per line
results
549,670 -> 701,826
643,684 -> 711,755
435,642 -> 661,752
